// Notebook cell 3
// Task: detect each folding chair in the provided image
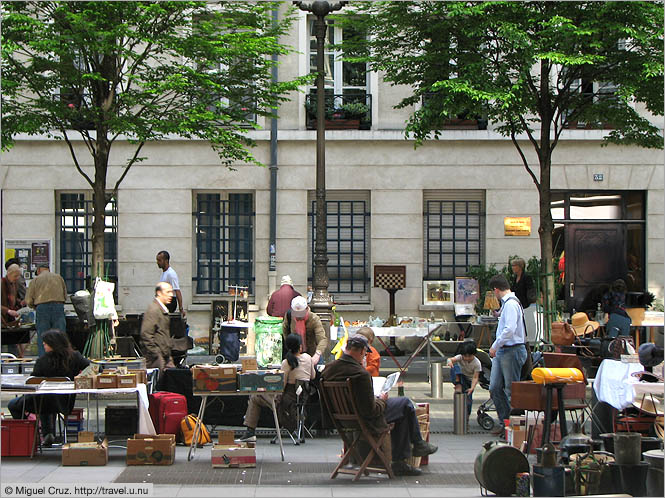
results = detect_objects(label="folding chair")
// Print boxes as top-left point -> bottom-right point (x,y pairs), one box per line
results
25,376 -> 73,449
319,378 -> 395,481
294,379 -> 315,443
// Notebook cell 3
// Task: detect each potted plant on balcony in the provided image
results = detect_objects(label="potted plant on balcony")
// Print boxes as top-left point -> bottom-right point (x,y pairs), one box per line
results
306,99 -> 368,130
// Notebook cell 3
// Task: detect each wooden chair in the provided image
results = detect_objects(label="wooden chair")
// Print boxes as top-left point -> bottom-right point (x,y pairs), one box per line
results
319,378 -> 395,481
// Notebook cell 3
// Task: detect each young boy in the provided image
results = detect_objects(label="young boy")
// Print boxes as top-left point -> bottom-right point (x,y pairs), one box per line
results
447,341 -> 481,420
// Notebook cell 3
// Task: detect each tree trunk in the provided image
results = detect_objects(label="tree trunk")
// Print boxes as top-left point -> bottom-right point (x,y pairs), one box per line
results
91,143 -> 109,281
538,154 -> 555,342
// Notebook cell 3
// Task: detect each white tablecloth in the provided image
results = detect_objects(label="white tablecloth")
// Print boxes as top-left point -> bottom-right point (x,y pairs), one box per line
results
592,359 -> 657,410
331,325 -> 437,340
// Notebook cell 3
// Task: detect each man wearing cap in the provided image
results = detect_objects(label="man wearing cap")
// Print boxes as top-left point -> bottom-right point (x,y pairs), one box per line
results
266,275 -> 301,318
283,295 -> 327,365
322,334 -> 437,476
25,265 -> 67,357
488,274 -> 527,435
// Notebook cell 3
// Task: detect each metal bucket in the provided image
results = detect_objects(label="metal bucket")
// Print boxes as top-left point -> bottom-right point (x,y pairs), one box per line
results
614,432 -> 642,464
453,391 -> 467,434
532,465 -> 566,497
430,361 -> 443,399
474,441 -> 529,496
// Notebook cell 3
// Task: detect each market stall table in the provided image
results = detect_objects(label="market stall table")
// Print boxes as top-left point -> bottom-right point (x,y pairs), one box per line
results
187,390 -> 284,462
1,375 -> 155,456
626,310 -> 664,348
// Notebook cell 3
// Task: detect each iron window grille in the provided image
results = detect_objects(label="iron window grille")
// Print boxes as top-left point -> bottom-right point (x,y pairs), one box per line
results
194,193 -> 254,296
309,198 -> 370,300
57,192 -> 117,294
424,199 -> 483,280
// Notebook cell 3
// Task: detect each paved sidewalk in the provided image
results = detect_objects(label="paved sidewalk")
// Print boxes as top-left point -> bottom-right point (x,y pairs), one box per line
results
1,356 -> 498,497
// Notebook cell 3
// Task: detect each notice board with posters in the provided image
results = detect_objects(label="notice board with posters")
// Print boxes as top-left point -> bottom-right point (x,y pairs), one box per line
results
3,239 -> 52,282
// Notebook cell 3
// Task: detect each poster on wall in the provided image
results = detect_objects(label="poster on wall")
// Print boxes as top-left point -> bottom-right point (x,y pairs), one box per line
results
3,239 -> 52,282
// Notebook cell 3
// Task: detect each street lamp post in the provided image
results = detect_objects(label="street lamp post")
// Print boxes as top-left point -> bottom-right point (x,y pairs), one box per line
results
294,1 -> 347,327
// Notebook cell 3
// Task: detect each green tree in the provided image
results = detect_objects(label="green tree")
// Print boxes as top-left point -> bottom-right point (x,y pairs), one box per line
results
1,1 -> 304,279
338,1 -> 663,329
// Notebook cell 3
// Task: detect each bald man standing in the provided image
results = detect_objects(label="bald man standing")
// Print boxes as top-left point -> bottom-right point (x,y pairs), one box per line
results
140,282 -> 175,371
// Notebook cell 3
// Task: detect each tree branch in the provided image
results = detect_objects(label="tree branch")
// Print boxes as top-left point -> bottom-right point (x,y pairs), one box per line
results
510,129 -> 540,190
62,130 -> 94,188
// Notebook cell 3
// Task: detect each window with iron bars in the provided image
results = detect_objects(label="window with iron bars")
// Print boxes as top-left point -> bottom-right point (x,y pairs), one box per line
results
194,193 -> 254,296
57,192 -> 117,294
308,194 -> 370,302
424,194 -> 484,280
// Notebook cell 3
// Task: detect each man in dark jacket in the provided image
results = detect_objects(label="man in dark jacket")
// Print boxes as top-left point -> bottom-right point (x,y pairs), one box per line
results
321,335 -> 437,476
266,275 -> 301,317
140,282 -> 175,371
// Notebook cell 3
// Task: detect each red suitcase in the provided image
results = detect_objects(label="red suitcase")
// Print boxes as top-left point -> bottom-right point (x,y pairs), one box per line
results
148,392 -> 187,435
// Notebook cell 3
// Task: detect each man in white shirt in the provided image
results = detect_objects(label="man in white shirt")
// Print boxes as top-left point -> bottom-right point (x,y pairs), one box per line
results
156,250 -> 185,316
488,274 -> 527,434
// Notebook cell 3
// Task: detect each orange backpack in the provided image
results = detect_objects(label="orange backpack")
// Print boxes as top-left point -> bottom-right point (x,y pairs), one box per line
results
179,414 -> 211,445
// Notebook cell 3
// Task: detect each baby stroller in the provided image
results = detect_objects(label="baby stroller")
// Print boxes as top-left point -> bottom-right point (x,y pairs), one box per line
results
475,348 -> 545,431
475,349 -> 496,431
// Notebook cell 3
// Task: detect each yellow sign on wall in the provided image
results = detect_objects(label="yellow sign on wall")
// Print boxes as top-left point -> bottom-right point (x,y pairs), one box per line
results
504,217 -> 532,236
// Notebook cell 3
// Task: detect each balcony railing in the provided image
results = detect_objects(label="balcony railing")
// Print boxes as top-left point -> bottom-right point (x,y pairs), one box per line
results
305,93 -> 372,130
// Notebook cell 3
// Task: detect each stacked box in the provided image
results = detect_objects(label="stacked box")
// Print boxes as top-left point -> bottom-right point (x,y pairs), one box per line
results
191,365 -> 237,392
408,403 -> 431,468
74,376 -> 94,390
66,408 -> 85,433
126,434 -> 176,465
1,359 -> 27,374
211,431 -> 256,468
237,370 -> 284,391
94,374 -> 118,389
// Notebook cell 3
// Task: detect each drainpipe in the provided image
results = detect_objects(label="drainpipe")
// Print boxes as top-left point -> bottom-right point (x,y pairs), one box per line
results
268,6 -> 279,299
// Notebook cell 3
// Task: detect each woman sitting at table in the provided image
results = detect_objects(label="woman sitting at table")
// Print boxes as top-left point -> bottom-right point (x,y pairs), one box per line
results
238,333 -> 315,442
602,278 -> 631,337
7,329 -> 90,447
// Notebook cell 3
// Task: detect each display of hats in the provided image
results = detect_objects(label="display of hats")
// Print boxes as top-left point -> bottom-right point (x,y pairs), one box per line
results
632,394 -> 663,416
570,312 -> 599,336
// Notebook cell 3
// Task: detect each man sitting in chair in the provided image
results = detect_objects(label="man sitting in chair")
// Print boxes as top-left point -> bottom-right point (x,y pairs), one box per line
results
322,335 -> 437,476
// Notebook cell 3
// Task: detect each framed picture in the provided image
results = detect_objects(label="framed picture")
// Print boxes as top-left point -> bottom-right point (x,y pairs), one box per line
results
455,277 -> 479,304
423,280 -> 455,306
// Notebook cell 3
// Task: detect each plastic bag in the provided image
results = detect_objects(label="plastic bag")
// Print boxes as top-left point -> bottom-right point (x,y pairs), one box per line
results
93,277 -> 116,319
71,289 -> 96,326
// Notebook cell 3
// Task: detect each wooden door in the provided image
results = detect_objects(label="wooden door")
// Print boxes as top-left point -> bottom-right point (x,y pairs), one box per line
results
565,224 -> 627,312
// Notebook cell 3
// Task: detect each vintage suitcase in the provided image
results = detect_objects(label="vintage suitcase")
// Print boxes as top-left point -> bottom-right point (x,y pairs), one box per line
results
148,392 -> 188,435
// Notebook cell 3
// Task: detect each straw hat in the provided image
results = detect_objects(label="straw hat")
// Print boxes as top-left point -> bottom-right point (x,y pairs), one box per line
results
632,394 -> 663,416
571,312 -> 599,337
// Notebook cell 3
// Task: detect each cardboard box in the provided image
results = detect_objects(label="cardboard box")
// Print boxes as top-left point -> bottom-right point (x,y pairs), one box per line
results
237,370 -> 284,391
126,434 -> 176,465
211,431 -> 256,468
528,422 -> 561,454
241,358 -> 258,372
62,432 -> 108,466
74,376 -> 94,390
192,365 -> 237,392
508,426 -> 527,450
117,374 -> 137,388
94,374 -> 118,389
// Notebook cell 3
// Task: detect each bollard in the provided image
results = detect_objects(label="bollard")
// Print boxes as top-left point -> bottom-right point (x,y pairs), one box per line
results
430,361 -> 443,399
453,391 -> 467,434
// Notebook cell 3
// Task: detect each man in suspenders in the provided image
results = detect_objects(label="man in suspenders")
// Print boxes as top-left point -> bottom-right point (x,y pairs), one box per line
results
488,274 -> 527,435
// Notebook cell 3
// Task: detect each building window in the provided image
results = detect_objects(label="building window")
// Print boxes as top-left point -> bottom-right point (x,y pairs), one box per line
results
194,192 -> 254,296
308,192 -> 370,302
305,17 -> 371,129
424,192 -> 484,280
57,192 -> 117,294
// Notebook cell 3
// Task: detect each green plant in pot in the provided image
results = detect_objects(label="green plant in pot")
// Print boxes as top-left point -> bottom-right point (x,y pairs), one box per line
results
339,101 -> 369,119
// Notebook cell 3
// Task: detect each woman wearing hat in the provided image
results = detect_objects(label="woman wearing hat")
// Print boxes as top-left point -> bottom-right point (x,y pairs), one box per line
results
602,279 -> 631,337
282,295 -> 327,365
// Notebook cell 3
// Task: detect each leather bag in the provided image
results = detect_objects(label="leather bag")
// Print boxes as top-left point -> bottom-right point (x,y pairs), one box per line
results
551,322 -> 575,345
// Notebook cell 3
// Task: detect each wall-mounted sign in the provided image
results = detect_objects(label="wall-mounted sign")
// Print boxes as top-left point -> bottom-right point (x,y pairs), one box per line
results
504,217 -> 532,236
3,239 -> 52,282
